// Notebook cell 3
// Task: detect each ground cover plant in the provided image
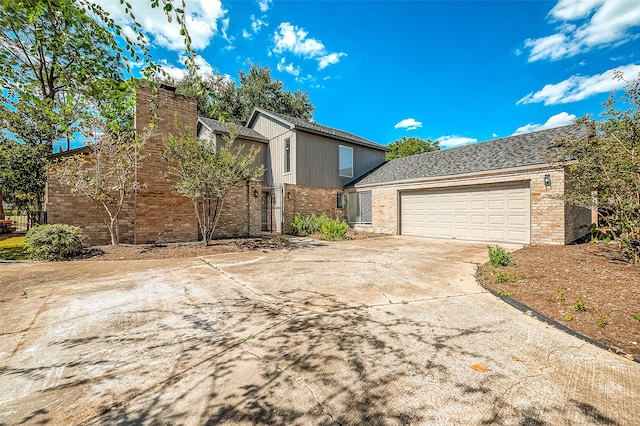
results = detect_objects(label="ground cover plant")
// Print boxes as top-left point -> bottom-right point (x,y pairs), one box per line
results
0,235 -> 28,260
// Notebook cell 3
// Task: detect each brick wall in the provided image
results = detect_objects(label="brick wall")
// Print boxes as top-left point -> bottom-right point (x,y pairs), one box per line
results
46,163 -> 135,245
211,180 -> 263,238
563,169 -> 593,243
46,84 -> 264,245
133,85 -> 199,243
353,167 -> 593,245
282,184 -> 346,233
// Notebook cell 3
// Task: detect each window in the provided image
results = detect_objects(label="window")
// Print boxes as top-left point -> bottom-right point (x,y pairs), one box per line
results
339,145 -> 353,178
347,191 -> 372,224
284,138 -> 291,173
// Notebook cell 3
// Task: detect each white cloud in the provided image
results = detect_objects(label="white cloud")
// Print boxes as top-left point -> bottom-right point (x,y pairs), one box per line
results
258,0 -> 272,12
242,29 -> 251,39
277,58 -> 300,77
273,22 -> 325,56
90,0 -> 226,51
394,118 -> 423,131
317,52 -> 347,70
160,54 -> 215,81
517,63 -> 640,105
513,112 -> 577,135
492,133 -> 498,137
251,15 -> 268,34
272,22 -> 346,70
525,0 -> 640,62
437,135 -> 478,149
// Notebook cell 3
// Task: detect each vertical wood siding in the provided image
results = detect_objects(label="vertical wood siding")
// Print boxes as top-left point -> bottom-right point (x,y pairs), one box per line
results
296,131 -> 386,188
251,113 -> 295,185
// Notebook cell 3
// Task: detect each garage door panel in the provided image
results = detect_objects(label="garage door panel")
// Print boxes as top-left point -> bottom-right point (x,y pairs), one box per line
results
401,183 -> 530,244
508,199 -> 527,210
471,215 -> 486,225
508,215 -> 527,226
488,215 -> 505,225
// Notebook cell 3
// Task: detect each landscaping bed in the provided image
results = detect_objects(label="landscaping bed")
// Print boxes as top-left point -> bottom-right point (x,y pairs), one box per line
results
478,242 -> 640,358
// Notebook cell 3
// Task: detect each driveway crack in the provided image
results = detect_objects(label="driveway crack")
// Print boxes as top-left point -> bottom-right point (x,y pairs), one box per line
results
199,258 -> 294,316
243,348 -> 343,426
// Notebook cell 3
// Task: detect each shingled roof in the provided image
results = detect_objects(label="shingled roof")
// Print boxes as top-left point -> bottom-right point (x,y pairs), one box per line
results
354,124 -> 588,187
247,107 -> 388,151
198,117 -> 268,143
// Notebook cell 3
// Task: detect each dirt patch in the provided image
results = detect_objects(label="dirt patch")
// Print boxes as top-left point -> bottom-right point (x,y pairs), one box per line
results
479,242 -> 640,358
80,236 -> 305,261
75,232 -> 389,262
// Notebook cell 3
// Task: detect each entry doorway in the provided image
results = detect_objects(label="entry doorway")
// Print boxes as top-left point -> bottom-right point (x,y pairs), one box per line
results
261,191 -> 273,232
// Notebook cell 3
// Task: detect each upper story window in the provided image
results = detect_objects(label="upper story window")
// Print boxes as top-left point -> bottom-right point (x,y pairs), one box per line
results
284,138 -> 291,173
339,145 -> 353,178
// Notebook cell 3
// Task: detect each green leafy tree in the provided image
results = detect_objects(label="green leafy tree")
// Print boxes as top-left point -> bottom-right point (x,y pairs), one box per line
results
386,136 -> 440,160
47,122 -> 149,245
0,0 -> 127,150
164,124 -> 265,245
0,0 -> 135,222
174,65 -> 315,123
551,71 -> 640,263
0,139 -> 48,225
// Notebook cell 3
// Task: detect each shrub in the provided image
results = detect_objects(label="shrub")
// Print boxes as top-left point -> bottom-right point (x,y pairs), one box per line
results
321,218 -> 350,241
25,224 -> 86,260
487,245 -> 516,267
290,213 -> 327,236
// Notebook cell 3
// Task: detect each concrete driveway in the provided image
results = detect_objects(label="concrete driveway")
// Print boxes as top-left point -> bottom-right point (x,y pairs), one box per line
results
0,236 -> 638,425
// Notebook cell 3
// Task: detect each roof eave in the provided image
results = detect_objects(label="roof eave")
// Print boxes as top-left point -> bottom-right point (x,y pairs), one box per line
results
247,107 -> 295,130
354,162 -> 562,188
296,127 -> 389,152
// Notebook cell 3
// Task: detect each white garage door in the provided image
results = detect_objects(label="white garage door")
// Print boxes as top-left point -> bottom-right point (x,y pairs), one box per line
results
400,183 -> 530,244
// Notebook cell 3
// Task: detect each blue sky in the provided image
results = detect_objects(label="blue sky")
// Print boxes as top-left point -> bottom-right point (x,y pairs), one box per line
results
96,0 -> 640,149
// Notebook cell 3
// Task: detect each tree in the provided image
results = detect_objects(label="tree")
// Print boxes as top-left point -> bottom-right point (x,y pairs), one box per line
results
551,71 -> 640,263
0,139 -> 48,225
174,65 -> 315,123
164,124 -> 265,245
0,0 -> 127,150
0,0 -> 133,223
47,122 -> 148,245
386,136 -> 440,160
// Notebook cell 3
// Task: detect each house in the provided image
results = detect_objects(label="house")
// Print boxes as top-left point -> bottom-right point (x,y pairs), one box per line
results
346,125 -> 593,245
46,84 -> 592,246
46,84 -> 388,244
242,107 -> 388,233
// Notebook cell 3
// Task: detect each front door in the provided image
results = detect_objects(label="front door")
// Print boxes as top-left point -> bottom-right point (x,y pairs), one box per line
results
261,191 -> 272,232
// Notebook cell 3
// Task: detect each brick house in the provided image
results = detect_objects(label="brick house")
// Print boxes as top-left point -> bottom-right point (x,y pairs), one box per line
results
46,84 -> 592,246
346,125 -> 594,245
46,84 -> 388,244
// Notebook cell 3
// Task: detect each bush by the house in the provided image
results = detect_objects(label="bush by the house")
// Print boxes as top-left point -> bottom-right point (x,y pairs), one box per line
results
290,214 -> 350,240
320,218 -> 350,241
290,214 -> 328,236
25,224 -> 86,260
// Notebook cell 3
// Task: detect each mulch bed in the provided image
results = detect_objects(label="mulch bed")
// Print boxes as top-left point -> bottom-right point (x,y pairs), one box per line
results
478,242 -> 640,358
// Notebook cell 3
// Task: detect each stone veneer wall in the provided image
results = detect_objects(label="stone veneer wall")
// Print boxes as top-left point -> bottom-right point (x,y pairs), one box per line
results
282,184 -> 346,234
353,167 -> 592,245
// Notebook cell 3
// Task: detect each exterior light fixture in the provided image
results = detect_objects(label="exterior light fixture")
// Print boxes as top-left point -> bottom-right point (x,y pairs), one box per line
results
544,174 -> 551,187
253,190 -> 259,198
287,191 -> 292,200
